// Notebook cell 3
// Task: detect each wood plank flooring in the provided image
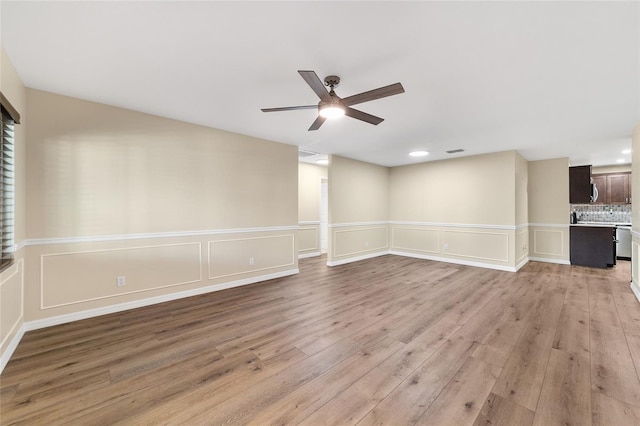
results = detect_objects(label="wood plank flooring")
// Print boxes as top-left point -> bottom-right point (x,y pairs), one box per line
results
1,255 -> 639,425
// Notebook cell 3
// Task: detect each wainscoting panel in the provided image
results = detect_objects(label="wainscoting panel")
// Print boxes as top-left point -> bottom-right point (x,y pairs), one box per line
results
41,243 -> 202,309
208,234 -> 295,280
391,227 -> 439,254
443,229 -> 510,263
298,225 -> 320,257
1,259 -> 24,350
533,229 -> 563,257
332,226 -> 388,259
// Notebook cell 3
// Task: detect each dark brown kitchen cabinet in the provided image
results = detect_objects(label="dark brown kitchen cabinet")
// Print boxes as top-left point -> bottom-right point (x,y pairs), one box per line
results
569,165 -> 592,204
570,225 -> 616,268
606,173 -> 631,204
591,172 -> 631,204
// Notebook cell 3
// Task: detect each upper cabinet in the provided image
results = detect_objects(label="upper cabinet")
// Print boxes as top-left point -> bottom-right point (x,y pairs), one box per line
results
569,165 -> 592,204
602,173 -> 631,204
591,172 -> 631,204
570,166 -> 632,205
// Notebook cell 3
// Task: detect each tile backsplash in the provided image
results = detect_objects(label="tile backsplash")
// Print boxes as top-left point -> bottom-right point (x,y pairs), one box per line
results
570,204 -> 632,223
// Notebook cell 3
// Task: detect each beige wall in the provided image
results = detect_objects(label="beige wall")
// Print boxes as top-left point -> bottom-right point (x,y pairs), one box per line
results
298,162 -> 327,257
0,48 -> 27,369
527,158 -> 570,263
298,162 -> 327,221
328,155 -> 389,265
388,151 -> 521,270
24,90 -> 299,323
515,152 -> 529,226
389,151 -> 516,225
27,90 -> 297,237
329,155 -> 388,224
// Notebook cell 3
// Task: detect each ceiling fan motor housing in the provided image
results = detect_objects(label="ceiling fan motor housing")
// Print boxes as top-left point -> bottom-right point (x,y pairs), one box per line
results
324,75 -> 340,88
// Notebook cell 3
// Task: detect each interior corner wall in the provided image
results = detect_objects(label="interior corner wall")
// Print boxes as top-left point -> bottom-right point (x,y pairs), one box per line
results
515,152 -> 529,268
388,151 -> 518,271
298,162 -> 327,258
0,48 -> 27,372
527,157 -> 570,264
631,122 -> 640,302
23,89 -> 299,326
327,155 -> 389,266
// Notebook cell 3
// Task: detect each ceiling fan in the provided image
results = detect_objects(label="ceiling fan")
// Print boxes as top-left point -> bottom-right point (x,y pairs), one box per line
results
261,70 -> 405,131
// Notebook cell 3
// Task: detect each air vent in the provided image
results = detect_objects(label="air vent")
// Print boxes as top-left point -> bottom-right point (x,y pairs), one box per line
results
446,149 -> 465,154
298,149 -> 319,158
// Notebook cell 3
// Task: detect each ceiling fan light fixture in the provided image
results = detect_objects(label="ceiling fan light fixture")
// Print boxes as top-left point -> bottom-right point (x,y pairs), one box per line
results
319,104 -> 345,119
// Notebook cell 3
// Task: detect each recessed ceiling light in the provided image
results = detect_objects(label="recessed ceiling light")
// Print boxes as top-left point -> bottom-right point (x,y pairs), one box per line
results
616,159 -> 625,163
409,151 -> 429,157
316,159 -> 329,165
622,149 -> 632,154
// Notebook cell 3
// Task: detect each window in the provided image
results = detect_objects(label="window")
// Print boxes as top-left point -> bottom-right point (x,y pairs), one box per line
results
0,93 -> 20,273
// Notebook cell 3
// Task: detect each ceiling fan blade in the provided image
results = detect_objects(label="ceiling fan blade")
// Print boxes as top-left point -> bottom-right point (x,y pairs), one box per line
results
308,115 -> 327,131
344,107 -> 384,125
261,105 -> 317,112
298,70 -> 332,102
341,82 -> 405,107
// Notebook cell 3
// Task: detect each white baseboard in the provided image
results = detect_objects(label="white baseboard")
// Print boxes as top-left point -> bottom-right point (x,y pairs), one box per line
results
516,257 -> 530,271
528,257 -> 571,265
0,322 -> 25,375
326,251 -> 389,267
298,251 -> 321,259
389,250 -> 518,272
22,269 -> 299,333
631,281 -> 640,304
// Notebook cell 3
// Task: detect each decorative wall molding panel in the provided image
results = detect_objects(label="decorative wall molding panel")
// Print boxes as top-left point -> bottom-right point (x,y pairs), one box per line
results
41,243 -> 203,309
208,234 -> 295,280
298,224 -> 320,256
532,229 -> 565,257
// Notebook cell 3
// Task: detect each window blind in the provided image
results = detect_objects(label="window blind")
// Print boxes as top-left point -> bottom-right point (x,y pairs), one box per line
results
0,104 -> 16,272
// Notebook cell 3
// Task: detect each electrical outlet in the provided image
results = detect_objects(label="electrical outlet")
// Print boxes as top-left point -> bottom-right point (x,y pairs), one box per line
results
117,276 -> 126,287
249,257 -> 255,266
444,243 -> 449,250
365,241 -> 369,247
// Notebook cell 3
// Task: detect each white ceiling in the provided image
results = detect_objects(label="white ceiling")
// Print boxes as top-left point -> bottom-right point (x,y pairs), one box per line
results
1,1 -> 639,167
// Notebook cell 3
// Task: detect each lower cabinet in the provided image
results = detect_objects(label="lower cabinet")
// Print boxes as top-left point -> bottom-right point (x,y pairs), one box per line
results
570,226 -> 616,269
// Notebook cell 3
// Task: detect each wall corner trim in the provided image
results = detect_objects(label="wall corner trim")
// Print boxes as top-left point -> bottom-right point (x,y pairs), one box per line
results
0,323 -> 25,375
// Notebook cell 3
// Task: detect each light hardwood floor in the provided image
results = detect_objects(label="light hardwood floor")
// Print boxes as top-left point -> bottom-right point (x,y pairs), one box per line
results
2,255 -> 640,425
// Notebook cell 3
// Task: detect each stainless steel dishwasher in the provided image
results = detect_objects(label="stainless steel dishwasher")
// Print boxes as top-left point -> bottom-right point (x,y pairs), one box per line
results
616,225 -> 632,260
